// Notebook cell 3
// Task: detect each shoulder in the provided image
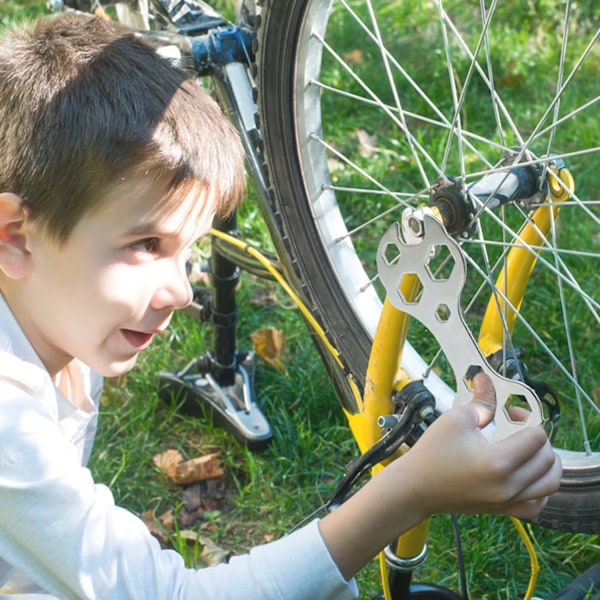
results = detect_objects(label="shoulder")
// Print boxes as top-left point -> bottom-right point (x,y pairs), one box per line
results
0,349 -> 51,405
0,294 -> 52,402
0,351 -> 60,444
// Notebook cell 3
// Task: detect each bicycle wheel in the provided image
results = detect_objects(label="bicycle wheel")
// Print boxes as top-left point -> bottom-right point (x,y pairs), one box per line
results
252,0 -> 600,533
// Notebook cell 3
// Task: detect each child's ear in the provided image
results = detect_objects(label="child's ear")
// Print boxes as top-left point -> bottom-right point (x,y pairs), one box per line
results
0,192 -> 32,279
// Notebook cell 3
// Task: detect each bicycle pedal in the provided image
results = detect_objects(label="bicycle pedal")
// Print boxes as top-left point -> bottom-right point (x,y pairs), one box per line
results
159,351 -> 273,450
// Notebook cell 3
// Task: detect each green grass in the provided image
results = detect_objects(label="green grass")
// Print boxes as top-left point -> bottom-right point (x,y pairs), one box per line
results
2,2 -> 600,599
0,0 -> 45,24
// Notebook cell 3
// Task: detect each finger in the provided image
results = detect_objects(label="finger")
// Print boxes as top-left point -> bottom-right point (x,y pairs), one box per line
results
509,450 -> 562,503
493,425 -> 550,472
506,406 -> 531,423
470,373 -> 496,428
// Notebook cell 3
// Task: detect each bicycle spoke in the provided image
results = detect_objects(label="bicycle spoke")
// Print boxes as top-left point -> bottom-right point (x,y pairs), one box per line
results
314,32 -> 447,184
545,0 -> 571,157
532,98 -> 600,143
364,0 -> 434,188
521,29 -> 600,164
463,250 -> 599,414
436,0 -> 499,176
434,3 -> 526,147
308,131 -> 423,217
469,209 -> 600,319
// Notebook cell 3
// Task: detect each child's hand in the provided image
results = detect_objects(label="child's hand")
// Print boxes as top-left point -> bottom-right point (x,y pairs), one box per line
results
398,372 -> 562,520
319,373 -> 562,580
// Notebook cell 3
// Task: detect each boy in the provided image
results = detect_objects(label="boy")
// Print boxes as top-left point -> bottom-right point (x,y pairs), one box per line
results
0,13 -> 561,599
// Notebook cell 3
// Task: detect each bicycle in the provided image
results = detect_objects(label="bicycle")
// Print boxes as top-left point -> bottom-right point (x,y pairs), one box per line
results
48,0 -> 600,598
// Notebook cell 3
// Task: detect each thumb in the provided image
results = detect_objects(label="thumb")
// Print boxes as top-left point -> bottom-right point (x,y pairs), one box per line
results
470,372 -> 497,428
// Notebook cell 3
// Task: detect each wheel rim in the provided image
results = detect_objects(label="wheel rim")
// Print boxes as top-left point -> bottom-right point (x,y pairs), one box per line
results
290,0 -> 600,463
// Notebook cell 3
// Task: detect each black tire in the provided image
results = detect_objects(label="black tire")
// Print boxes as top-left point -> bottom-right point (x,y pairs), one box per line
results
253,0 -> 600,533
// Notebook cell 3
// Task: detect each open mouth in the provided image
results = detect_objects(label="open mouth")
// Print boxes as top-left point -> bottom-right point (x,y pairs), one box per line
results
121,329 -> 154,350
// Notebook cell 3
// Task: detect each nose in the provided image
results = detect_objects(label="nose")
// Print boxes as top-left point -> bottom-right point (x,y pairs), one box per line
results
151,256 -> 194,311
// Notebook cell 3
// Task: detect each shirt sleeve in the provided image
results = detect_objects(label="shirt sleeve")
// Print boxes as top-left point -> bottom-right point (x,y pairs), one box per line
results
0,379 -> 357,600
244,519 -> 359,599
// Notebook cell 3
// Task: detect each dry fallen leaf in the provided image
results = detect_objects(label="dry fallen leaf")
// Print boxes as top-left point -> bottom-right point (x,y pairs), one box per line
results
593,387 -> 600,408
153,450 -> 225,485
153,449 -> 184,479
174,453 -> 225,485
250,327 -> 288,375
158,509 -> 175,531
344,48 -> 364,66
176,530 -> 230,567
355,128 -> 378,158
142,511 -> 229,567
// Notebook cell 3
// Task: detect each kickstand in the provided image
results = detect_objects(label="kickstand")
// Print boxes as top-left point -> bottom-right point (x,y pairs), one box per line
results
158,212 -> 273,450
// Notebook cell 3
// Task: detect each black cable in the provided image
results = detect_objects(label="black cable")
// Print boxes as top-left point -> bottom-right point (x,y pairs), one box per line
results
327,401 -> 426,508
451,514 -> 469,600
287,400 -> 428,535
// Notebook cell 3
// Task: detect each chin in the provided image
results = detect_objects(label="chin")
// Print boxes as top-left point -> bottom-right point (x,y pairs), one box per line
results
98,354 -> 139,378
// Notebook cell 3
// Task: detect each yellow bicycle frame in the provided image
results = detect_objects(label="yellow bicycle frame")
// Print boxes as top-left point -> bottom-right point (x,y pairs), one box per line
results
479,167 -> 574,356
345,278 -> 430,599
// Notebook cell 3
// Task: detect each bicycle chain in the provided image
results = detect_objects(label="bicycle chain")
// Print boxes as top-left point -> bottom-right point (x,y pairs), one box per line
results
376,209 -> 544,442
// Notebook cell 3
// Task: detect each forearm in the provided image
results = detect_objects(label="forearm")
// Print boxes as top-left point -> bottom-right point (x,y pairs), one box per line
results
318,459 -> 427,580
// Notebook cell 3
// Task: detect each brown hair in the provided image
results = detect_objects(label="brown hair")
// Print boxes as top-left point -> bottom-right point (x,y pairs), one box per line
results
0,13 -> 245,243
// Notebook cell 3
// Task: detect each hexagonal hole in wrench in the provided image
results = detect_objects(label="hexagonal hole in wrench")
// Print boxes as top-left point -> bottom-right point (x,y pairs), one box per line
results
383,241 -> 402,266
502,394 -> 534,425
426,243 -> 456,281
397,272 -> 423,304
463,364 -> 483,392
463,365 -> 534,426
435,303 -> 451,322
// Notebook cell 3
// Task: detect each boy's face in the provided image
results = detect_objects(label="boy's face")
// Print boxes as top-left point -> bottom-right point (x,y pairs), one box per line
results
17,176 -> 214,377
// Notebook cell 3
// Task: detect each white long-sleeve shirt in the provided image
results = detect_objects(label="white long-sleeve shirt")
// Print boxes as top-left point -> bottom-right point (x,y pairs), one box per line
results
0,294 -> 358,599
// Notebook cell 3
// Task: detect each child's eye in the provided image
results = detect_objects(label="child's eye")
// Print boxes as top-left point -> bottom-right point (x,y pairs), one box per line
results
131,237 -> 160,254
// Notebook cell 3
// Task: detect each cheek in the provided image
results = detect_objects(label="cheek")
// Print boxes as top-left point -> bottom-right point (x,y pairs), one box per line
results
95,262 -> 171,320
94,264 -> 147,305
